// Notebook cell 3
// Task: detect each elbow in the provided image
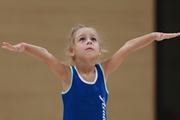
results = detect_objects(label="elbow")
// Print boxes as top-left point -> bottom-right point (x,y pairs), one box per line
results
43,51 -> 55,64
37,48 -> 53,63
121,41 -> 134,55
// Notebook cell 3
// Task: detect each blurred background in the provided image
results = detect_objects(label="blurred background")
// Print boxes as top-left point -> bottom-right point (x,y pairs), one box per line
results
0,0 -> 180,120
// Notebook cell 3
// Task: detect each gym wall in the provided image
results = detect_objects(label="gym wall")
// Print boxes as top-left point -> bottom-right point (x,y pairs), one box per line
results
0,0 -> 155,120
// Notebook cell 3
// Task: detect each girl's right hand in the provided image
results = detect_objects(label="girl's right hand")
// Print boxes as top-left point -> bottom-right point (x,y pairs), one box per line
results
2,42 -> 25,52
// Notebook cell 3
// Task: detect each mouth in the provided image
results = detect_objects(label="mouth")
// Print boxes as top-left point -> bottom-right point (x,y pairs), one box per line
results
86,47 -> 94,50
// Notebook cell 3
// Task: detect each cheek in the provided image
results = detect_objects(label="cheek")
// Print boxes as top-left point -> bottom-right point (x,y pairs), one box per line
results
73,47 -> 82,55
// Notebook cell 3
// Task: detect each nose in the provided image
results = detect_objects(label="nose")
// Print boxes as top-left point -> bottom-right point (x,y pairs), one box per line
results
87,39 -> 92,45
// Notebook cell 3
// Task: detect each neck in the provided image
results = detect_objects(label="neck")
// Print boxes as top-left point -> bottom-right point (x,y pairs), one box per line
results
74,60 -> 97,74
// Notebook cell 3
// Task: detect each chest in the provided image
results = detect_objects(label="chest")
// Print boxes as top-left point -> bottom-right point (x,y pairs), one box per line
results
80,72 -> 96,82
68,65 -> 108,100
74,66 -> 97,84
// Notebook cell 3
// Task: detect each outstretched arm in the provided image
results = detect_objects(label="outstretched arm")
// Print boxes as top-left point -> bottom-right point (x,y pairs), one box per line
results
2,42 -> 70,83
101,32 -> 180,78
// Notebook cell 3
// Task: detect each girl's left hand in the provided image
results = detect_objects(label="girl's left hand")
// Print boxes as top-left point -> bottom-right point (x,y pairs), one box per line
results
156,32 -> 180,41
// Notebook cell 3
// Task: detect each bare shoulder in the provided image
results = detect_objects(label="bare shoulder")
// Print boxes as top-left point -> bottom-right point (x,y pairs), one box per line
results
46,56 -> 72,91
100,49 -> 127,78
45,55 -> 71,82
100,59 -> 110,78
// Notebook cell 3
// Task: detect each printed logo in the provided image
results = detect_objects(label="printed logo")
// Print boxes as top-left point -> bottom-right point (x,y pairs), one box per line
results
99,95 -> 106,120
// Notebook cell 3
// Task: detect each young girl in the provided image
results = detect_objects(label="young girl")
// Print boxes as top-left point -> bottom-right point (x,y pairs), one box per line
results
2,24 -> 180,120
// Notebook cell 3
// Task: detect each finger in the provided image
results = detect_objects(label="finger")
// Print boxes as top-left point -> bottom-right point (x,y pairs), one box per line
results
173,32 -> 180,37
2,42 -> 11,48
2,42 -> 16,51
156,32 -> 180,41
4,42 -> 13,47
2,46 -> 14,51
2,42 -> 7,47
166,33 -> 180,39
2,42 -> 10,49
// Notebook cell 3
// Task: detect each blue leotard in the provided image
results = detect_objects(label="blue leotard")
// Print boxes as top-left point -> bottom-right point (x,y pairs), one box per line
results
62,64 -> 109,120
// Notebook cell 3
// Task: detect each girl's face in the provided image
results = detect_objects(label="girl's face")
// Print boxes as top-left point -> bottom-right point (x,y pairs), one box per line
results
70,27 -> 101,61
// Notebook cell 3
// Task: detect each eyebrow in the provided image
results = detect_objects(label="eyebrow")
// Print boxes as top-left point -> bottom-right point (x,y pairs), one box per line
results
77,35 -> 84,38
77,34 -> 97,38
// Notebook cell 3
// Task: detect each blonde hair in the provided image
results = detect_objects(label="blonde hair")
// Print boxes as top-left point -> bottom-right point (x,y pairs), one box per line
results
64,24 -> 107,65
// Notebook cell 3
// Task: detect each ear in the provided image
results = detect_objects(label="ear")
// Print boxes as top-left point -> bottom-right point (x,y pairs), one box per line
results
98,48 -> 102,56
68,47 -> 75,57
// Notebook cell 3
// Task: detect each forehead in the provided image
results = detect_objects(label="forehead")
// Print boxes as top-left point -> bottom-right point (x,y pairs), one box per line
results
75,27 -> 98,37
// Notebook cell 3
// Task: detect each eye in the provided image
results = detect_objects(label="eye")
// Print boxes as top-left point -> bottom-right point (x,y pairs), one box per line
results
79,37 -> 85,41
91,37 -> 97,41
